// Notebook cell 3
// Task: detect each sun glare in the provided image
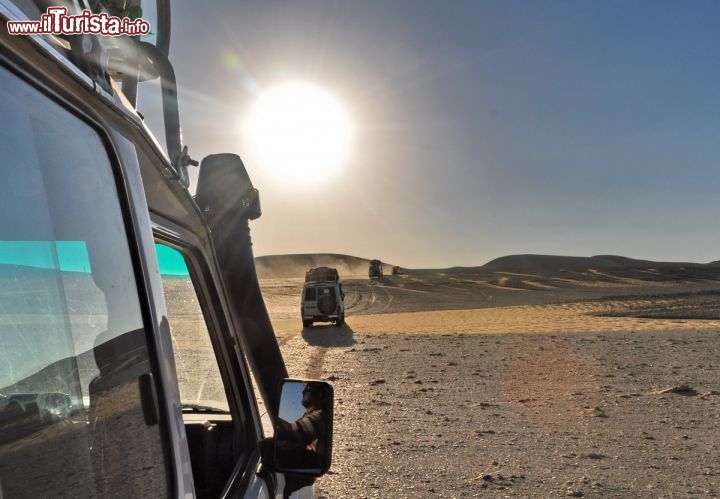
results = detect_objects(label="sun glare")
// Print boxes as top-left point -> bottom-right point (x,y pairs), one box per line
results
244,82 -> 353,182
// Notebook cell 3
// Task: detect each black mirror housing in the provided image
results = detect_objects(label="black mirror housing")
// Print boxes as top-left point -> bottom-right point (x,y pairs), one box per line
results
272,379 -> 333,476
195,153 -> 262,224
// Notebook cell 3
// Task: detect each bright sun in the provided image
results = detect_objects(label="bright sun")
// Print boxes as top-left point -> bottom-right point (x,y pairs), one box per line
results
244,82 -> 353,182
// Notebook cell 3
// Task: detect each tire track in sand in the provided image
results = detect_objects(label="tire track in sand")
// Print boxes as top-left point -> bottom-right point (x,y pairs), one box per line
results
300,324 -> 356,378
305,347 -> 327,379
344,281 -> 395,315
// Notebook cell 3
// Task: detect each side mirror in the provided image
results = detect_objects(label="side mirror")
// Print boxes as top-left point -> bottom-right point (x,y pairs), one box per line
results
273,379 -> 333,476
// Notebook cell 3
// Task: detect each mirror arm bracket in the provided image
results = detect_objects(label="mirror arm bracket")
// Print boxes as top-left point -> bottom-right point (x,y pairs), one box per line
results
137,41 -> 196,187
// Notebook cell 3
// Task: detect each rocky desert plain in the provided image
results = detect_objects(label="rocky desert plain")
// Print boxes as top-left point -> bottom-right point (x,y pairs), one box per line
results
257,254 -> 720,498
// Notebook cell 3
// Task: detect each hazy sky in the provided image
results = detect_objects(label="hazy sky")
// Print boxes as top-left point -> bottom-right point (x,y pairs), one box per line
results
140,0 -> 720,268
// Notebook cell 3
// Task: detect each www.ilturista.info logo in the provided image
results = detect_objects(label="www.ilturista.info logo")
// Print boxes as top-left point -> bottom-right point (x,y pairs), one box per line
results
7,6 -> 151,36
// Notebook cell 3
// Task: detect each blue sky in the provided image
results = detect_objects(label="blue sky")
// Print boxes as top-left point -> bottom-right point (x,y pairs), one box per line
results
140,1 -> 720,268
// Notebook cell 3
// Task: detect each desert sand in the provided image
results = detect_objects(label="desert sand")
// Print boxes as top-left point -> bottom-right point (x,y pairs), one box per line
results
259,254 -> 720,498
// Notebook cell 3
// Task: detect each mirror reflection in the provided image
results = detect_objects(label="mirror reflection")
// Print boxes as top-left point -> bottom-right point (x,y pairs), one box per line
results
274,380 -> 333,475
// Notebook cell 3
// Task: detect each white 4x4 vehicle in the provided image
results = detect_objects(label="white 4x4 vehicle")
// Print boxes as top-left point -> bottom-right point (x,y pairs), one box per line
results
302,268 -> 345,327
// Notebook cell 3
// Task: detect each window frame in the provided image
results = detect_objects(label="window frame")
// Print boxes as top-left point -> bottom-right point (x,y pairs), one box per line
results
153,221 -> 265,483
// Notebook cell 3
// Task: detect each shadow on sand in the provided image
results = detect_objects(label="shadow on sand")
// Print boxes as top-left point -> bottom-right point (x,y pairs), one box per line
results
301,323 -> 356,348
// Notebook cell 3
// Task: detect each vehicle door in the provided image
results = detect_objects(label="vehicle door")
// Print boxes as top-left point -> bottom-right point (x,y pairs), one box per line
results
152,231 -> 278,498
303,286 -> 319,315
0,60 -> 173,497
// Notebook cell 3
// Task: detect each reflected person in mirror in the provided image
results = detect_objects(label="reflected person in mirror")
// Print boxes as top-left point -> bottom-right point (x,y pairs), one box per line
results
276,384 -> 327,469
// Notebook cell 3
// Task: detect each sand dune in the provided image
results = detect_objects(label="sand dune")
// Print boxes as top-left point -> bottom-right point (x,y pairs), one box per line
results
257,252 -> 720,284
254,253 -> 386,279
483,254 -> 646,273
259,253 -> 720,337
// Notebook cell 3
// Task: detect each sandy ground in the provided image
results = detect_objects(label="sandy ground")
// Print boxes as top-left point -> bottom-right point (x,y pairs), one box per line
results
261,270 -> 720,498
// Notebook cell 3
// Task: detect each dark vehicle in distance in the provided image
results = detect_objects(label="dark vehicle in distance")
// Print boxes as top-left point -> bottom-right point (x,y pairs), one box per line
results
369,259 -> 383,278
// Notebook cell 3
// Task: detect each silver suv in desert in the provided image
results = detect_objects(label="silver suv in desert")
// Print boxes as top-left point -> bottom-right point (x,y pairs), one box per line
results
302,268 -> 345,327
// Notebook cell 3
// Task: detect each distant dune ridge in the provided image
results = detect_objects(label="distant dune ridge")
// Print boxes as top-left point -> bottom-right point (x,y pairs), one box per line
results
254,253 -> 378,279
481,254 -> 720,275
254,252 -> 720,280
483,254 -> 684,273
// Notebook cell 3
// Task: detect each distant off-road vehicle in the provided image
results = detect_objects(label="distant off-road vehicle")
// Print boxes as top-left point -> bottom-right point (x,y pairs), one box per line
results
369,259 -> 384,278
302,267 -> 345,327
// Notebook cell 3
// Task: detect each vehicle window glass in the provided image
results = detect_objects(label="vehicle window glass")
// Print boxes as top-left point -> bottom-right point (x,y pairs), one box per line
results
305,287 -> 317,301
0,67 -> 168,497
155,243 -> 229,412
